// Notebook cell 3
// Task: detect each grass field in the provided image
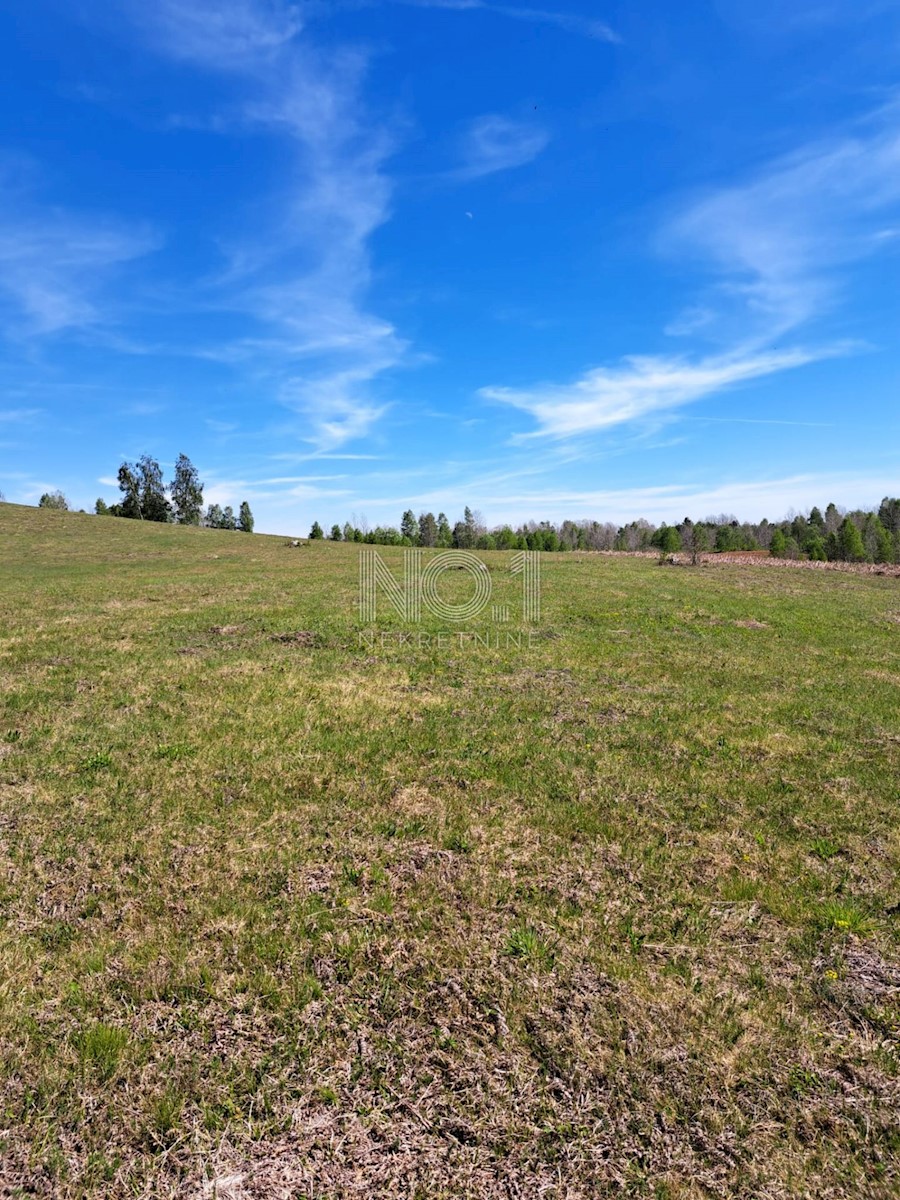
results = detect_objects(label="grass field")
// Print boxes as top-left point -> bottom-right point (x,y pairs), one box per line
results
1,502 -> 899,1198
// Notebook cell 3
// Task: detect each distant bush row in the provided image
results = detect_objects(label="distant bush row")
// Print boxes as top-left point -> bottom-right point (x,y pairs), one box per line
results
308,499 -> 900,564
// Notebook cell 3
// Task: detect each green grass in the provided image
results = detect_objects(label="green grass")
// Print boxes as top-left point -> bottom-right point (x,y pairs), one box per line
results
1,501 -> 899,1197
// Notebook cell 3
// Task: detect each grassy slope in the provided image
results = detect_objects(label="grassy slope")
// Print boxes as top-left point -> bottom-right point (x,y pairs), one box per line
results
1,502 -> 899,1198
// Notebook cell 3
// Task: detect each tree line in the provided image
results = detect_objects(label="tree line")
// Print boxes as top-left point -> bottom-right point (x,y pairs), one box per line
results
307,499 -> 900,564
34,454 -> 256,532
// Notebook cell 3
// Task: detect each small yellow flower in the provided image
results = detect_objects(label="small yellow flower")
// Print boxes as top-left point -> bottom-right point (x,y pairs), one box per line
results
824,968 -> 838,980
835,919 -> 850,929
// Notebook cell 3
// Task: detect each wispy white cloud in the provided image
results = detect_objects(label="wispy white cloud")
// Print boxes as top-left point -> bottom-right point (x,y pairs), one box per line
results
664,106 -> 900,341
391,0 -> 620,42
348,470 -> 899,528
133,0 -> 303,68
480,346 -> 837,439
0,407 -> 41,423
478,471 -> 900,525
480,103 -> 900,442
452,114 -> 550,180
200,472 -> 353,509
489,4 -> 620,42
129,0 -> 403,451
0,207 -> 158,337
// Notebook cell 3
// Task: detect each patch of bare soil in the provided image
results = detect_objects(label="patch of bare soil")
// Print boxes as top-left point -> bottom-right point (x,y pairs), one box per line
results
271,630 -> 316,646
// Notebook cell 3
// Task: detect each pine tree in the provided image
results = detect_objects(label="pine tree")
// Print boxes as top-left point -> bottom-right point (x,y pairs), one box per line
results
205,503 -> 224,528
453,507 -> 478,549
330,524 -> 342,540
770,529 -> 787,557
436,513 -> 452,547
806,535 -> 827,561
400,509 -> 419,544
464,506 -> 477,546
873,520 -> 893,564
95,498 -> 109,515
838,517 -> 865,562
238,502 -> 254,533
309,521 -> 324,539
171,454 -> 203,525
656,524 -> 680,558
418,512 -> 438,547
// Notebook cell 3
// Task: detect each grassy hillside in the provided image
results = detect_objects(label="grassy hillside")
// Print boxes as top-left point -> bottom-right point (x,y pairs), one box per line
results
1,502 -> 899,1198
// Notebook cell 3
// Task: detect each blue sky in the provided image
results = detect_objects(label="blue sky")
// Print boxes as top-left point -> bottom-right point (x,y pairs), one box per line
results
0,0 -> 898,533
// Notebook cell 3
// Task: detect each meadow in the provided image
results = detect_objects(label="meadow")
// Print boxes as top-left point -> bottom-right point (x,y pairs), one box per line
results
1,502 -> 899,1198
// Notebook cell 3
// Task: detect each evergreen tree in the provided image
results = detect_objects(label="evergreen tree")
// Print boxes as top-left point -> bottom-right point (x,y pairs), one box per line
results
838,517 -> 865,562
221,506 -> 236,531
309,521 -> 324,539
330,523 -> 342,540
238,501 -> 254,533
453,507 -> 478,549
464,506 -> 477,545
95,498 -> 109,515
204,503 -> 224,528
770,528 -> 787,557
400,509 -> 419,544
342,521 -> 356,542
809,506 -> 825,531
806,535 -> 827,561
171,453 -> 203,525
436,513 -> 452,547
418,512 -> 438,547
657,525 -> 681,557
873,520 -> 893,564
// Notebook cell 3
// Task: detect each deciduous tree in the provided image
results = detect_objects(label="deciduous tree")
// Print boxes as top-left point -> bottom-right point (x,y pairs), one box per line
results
171,454 -> 203,525
39,491 -> 68,511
